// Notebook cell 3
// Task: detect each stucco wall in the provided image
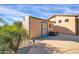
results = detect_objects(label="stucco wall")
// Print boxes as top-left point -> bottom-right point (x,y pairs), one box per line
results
22,16 -> 30,36
49,16 -> 76,35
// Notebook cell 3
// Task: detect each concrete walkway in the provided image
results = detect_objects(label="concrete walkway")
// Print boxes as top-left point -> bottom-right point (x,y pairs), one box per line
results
28,45 -> 49,54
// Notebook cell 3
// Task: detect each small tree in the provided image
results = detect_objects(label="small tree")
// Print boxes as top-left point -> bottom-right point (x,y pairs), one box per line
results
0,21 -> 29,53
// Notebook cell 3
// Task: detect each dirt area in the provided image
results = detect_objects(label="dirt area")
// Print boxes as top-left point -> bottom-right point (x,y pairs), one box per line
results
39,40 -> 79,54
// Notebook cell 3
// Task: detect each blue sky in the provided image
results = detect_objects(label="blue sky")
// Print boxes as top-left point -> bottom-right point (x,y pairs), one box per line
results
0,4 -> 79,24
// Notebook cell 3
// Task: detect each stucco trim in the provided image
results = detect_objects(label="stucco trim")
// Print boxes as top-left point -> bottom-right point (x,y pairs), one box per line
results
29,16 -> 53,23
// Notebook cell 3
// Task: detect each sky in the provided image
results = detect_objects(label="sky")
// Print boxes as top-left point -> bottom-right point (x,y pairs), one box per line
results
0,4 -> 79,24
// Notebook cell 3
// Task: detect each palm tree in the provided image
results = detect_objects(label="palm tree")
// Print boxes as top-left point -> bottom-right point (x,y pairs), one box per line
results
8,21 -> 29,53
0,21 -> 29,53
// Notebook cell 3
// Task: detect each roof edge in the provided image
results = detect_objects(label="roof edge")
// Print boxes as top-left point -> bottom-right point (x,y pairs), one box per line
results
48,14 -> 79,20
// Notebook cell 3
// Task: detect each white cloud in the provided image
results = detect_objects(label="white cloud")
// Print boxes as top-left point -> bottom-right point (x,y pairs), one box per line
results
0,4 -> 79,23
0,6 -> 30,23
0,6 -> 29,17
62,7 -> 79,14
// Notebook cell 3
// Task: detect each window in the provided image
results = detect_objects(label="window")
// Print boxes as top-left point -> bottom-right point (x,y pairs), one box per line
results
49,24 -> 51,28
53,21 -> 56,23
59,20 -> 62,23
65,19 -> 69,22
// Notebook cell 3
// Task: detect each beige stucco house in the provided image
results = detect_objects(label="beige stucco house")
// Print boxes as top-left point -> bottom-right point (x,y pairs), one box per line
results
48,14 -> 79,35
22,16 -> 53,39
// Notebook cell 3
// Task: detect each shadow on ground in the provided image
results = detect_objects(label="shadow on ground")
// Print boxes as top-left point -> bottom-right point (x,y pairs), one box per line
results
34,34 -> 79,43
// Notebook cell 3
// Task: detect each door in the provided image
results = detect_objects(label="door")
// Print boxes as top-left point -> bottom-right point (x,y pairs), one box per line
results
41,22 -> 48,37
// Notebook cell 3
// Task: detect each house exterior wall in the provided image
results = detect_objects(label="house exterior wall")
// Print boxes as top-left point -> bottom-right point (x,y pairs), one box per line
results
49,16 -> 77,35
